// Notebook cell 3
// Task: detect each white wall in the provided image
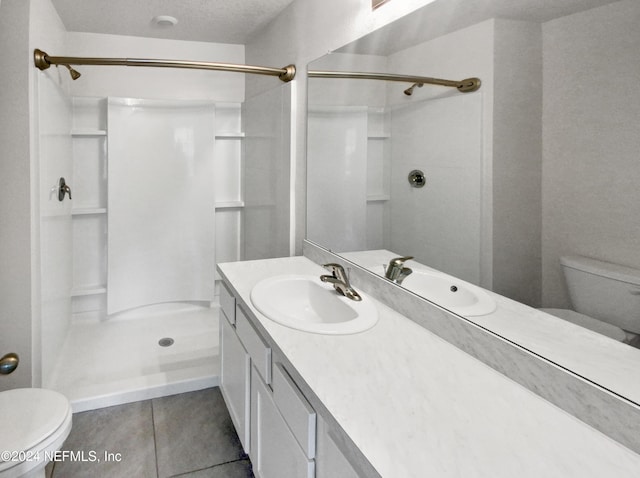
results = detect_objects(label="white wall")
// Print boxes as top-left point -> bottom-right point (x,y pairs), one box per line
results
308,53 -> 388,108
31,0 -> 72,389
243,85 -> 292,260
492,19 -> 542,306
65,32 -> 244,101
61,35 -> 247,321
541,0 -> 640,307
246,0 -> 440,254
386,17 -> 542,305
0,0 -> 71,390
0,0 -> 33,390
386,19 -> 493,287
13,7 -> 247,387
35,75 -> 73,388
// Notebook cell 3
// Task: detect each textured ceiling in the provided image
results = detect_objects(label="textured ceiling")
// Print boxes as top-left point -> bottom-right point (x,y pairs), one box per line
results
50,0 -> 296,44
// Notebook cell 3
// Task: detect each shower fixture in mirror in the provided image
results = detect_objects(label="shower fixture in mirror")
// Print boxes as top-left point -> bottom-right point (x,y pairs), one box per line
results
306,0 -> 640,404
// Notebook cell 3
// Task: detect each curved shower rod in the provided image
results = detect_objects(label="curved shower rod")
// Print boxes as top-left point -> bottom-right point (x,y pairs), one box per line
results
307,69 -> 480,93
33,49 -> 296,82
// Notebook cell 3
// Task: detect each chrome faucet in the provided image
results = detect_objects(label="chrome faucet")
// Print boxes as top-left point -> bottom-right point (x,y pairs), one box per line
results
320,263 -> 362,301
385,256 -> 413,284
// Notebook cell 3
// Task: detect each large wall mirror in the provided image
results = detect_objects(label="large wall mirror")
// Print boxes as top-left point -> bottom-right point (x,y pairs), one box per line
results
307,0 -> 640,404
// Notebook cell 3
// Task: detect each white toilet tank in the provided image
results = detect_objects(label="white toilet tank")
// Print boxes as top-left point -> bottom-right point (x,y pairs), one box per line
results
561,255 -> 640,334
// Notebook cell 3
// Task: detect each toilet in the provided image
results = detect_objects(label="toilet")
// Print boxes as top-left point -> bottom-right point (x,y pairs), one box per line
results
541,255 -> 640,343
0,389 -> 72,478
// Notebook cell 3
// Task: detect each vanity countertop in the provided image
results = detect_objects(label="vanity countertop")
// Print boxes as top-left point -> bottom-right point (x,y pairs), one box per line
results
340,249 -> 640,403
218,256 -> 640,478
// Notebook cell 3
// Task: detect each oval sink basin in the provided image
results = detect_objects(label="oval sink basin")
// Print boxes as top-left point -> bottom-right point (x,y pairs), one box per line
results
402,270 -> 496,316
250,275 -> 378,334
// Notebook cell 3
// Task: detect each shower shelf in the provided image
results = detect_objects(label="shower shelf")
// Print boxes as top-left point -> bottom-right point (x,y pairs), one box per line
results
367,194 -> 390,202
71,285 -> 107,297
368,133 -> 390,139
71,129 -> 107,137
215,132 -> 245,139
72,208 -> 107,216
215,201 -> 245,209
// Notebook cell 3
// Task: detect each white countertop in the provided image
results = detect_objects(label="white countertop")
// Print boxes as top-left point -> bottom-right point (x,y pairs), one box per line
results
218,256 -> 640,478
340,249 -> 640,404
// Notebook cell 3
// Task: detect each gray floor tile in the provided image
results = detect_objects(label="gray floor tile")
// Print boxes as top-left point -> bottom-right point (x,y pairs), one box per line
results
173,459 -> 254,478
52,400 -> 157,478
153,388 -> 245,478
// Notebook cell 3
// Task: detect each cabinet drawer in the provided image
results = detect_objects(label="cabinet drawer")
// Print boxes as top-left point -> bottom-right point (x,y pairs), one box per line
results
220,281 -> 236,325
236,305 -> 271,384
273,363 -> 316,459
251,368 -> 315,478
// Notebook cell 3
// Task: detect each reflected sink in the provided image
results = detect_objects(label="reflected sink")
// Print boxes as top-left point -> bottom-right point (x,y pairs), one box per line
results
401,270 -> 496,317
250,274 -> 378,334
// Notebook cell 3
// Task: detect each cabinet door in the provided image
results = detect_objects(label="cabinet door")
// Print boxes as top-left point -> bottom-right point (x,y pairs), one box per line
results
220,316 -> 251,452
316,416 -> 361,478
251,367 -> 314,478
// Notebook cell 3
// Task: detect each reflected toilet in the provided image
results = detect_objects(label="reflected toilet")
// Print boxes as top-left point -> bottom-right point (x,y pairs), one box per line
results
0,388 -> 72,478
541,255 -> 640,343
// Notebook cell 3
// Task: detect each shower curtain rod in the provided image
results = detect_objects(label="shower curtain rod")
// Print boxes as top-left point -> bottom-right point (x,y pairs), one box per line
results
33,49 -> 296,82
308,69 -> 481,93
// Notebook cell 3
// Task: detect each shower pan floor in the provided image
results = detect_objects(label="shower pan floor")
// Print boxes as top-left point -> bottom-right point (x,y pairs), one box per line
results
48,303 -> 220,412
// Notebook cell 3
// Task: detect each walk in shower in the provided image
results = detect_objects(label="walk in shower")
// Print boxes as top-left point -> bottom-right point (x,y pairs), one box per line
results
35,49 -> 293,411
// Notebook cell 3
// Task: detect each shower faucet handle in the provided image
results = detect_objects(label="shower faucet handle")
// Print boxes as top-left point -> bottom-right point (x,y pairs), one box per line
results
0,353 -> 19,375
58,177 -> 72,201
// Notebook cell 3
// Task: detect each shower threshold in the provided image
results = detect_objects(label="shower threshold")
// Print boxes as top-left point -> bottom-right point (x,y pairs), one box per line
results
48,303 -> 220,412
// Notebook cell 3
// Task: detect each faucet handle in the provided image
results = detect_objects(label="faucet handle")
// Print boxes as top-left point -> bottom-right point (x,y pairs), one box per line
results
390,256 -> 414,266
385,256 -> 414,283
322,263 -> 348,282
322,263 -> 343,275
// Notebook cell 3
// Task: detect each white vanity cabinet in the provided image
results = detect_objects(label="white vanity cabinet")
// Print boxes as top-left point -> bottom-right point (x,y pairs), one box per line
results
251,365 -> 315,478
219,281 -> 319,478
219,283 -> 251,451
315,416 -> 361,478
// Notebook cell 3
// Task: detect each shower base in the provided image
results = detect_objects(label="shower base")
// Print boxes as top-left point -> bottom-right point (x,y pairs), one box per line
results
48,303 -> 219,412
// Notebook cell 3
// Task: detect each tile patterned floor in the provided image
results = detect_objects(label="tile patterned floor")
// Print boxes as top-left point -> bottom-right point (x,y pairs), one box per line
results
49,388 -> 254,478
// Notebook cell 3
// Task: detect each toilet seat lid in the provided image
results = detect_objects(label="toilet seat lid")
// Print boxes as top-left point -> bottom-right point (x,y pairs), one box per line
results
0,388 -> 72,460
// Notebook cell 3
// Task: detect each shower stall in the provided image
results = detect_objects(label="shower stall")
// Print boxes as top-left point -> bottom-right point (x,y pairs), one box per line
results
35,48 -> 292,412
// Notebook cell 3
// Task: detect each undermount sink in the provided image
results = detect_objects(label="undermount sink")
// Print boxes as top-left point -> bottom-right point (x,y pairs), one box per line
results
402,270 -> 496,317
250,274 -> 378,334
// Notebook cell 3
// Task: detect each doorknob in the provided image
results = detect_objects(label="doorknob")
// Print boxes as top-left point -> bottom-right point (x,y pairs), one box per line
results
0,353 -> 19,375
58,177 -> 72,201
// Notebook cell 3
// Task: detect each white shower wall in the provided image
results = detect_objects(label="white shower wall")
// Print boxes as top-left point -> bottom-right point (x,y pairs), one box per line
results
32,28 -> 293,406
37,71 -> 73,389
243,85 -> 293,260
51,33 -> 248,324
388,94 -> 482,284
69,97 -> 245,322
107,99 -> 217,314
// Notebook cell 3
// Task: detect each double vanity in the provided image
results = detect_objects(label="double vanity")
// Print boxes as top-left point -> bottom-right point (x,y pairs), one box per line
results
218,255 -> 640,477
